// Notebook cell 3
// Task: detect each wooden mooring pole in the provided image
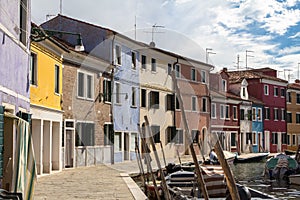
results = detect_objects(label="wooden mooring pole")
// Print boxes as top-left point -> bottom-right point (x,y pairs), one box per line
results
144,116 -> 171,200
135,141 -> 146,191
138,126 -> 161,200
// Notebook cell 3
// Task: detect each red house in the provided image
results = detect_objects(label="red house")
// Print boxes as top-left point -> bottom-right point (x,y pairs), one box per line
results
227,68 -> 288,153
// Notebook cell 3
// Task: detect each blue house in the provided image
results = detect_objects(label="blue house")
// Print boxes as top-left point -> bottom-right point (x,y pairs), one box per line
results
251,103 -> 264,152
42,15 -> 141,163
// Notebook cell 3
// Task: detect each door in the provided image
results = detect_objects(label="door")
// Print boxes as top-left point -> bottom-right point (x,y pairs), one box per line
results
65,130 -> 74,167
258,133 -> 261,152
265,131 -> 270,152
124,132 -> 129,160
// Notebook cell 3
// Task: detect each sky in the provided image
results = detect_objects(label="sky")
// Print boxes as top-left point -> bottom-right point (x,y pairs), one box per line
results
31,0 -> 300,82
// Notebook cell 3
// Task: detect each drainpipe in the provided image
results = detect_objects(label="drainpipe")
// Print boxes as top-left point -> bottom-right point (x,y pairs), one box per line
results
172,58 -> 178,130
110,33 -> 116,164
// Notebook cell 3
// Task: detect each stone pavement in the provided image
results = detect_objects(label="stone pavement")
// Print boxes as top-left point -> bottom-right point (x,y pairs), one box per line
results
34,155 -> 199,200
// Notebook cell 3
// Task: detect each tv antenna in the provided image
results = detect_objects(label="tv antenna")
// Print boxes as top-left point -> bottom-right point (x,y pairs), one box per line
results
144,24 -> 164,46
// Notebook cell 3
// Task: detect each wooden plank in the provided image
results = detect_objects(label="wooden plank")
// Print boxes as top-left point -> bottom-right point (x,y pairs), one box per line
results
172,72 -> 209,200
214,140 -> 240,200
138,126 -> 161,200
135,141 -> 146,191
160,141 -> 167,167
144,116 -> 171,200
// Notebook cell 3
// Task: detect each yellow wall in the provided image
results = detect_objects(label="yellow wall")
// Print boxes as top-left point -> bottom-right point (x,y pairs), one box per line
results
30,43 -> 63,110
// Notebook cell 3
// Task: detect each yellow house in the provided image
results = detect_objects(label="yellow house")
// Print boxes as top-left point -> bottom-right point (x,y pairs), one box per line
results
30,24 -> 69,175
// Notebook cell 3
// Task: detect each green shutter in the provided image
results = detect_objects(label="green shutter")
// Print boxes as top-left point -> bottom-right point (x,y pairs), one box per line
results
0,106 -> 4,177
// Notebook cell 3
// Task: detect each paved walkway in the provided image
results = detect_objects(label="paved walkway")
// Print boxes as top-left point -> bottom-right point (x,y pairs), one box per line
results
34,155 -> 200,200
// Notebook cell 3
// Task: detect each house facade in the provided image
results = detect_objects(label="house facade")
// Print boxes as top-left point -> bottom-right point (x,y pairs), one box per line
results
0,0 -> 32,190
286,80 -> 300,151
30,24 -> 68,175
210,72 -> 241,152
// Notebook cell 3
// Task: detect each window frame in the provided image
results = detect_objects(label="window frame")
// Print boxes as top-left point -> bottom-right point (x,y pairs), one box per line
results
54,65 -> 60,94
191,96 -> 197,111
131,87 -> 137,107
264,85 -> 269,95
103,79 -> 112,103
191,68 -> 196,81
77,70 -> 94,100
257,108 -> 262,121
201,70 -> 206,83
233,106 -> 238,120
211,103 -> 216,119
141,55 -> 147,69
141,89 -> 147,108
274,87 -> 278,97
131,51 -> 137,70
202,97 -> 207,112
220,104 -> 225,119
115,44 -> 122,65
225,105 -> 230,119
175,64 -> 181,78
265,107 -> 270,120
151,58 -> 156,72
274,108 -> 279,121
30,52 -> 38,86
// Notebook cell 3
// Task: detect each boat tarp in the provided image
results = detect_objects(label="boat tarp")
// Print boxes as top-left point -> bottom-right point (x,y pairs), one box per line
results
266,157 -> 298,170
11,118 -> 37,200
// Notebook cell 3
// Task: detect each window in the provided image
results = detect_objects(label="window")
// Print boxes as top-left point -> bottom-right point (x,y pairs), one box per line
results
287,112 -> 292,123
297,113 -> 300,124
175,129 -> 184,144
192,96 -> 197,111
77,71 -> 94,100
252,108 -> 256,121
211,103 -> 216,118
222,79 -> 227,91
265,107 -> 270,120
191,68 -> 196,81
115,82 -> 121,104
115,45 -> 121,65
114,132 -> 122,151
297,94 -> 300,104
247,109 -> 252,120
282,133 -> 287,145
141,55 -> 147,69
151,58 -> 156,72
30,53 -> 37,85
287,92 -> 291,103
231,132 -> 236,147
201,70 -> 206,83
246,132 -> 252,144
257,108 -> 262,121
141,89 -> 147,108
220,104 -> 225,119
103,79 -> 112,102
167,126 -> 176,143
292,134 -> 296,145
191,130 -> 199,143
168,63 -> 172,75
287,134 -> 291,145
130,133 -> 138,151
274,108 -> 279,120
150,91 -> 159,109
131,51 -> 136,69
240,109 -> 245,120
75,122 -> 95,146
20,0 -> 28,45
104,124 -> 114,145
252,132 -> 257,144
175,96 -> 180,110
225,105 -> 230,119
202,97 -> 207,112
274,87 -> 278,97
54,65 -> 60,93
175,64 -> 180,78
281,88 -> 285,97
131,87 -> 136,107
264,85 -> 269,95
281,109 -> 286,121
272,132 -> 278,144
151,125 -> 160,143
166,94 -> 175,111
242,87 -> 246,98
233,106 -> 237,120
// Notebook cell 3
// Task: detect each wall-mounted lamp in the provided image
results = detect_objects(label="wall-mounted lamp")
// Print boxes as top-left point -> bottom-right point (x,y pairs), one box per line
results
31,26 -> 85,52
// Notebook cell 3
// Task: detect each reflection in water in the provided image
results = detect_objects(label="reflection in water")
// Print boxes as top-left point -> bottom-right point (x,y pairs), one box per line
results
231,162 -> 300,199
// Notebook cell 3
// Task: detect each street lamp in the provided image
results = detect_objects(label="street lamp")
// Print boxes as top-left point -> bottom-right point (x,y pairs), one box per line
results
205,48 -> 216,64
31,26 -> 85,52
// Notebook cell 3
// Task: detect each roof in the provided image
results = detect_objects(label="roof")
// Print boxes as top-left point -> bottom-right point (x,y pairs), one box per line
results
227,69 -> 287,84
42,15 -> 214,69
288,83 -> 300,90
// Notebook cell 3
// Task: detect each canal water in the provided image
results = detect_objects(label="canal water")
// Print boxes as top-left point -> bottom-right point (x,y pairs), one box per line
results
231,161 -> 300,199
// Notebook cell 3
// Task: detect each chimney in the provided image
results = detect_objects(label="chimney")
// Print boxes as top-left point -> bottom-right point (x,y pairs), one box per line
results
295,79 -> 300,84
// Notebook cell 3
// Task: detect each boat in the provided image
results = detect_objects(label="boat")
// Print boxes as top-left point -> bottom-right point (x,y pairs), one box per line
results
235,152 -> 269,163
265,153 -> 298,179
289,174 -> 300,185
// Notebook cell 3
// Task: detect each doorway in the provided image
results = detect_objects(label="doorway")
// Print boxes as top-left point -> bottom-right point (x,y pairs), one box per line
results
124,132 -> 129,160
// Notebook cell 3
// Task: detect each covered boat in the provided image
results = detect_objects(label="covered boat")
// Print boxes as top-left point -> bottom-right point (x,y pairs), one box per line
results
265,153 -> 298,179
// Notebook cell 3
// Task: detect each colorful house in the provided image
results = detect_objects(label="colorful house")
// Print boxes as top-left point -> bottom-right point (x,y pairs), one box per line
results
0,0 -> 35,195
30,24 -> 69,175
286,80 -> 300,151
210,70 -> 241,152
227,68 -> 288,153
